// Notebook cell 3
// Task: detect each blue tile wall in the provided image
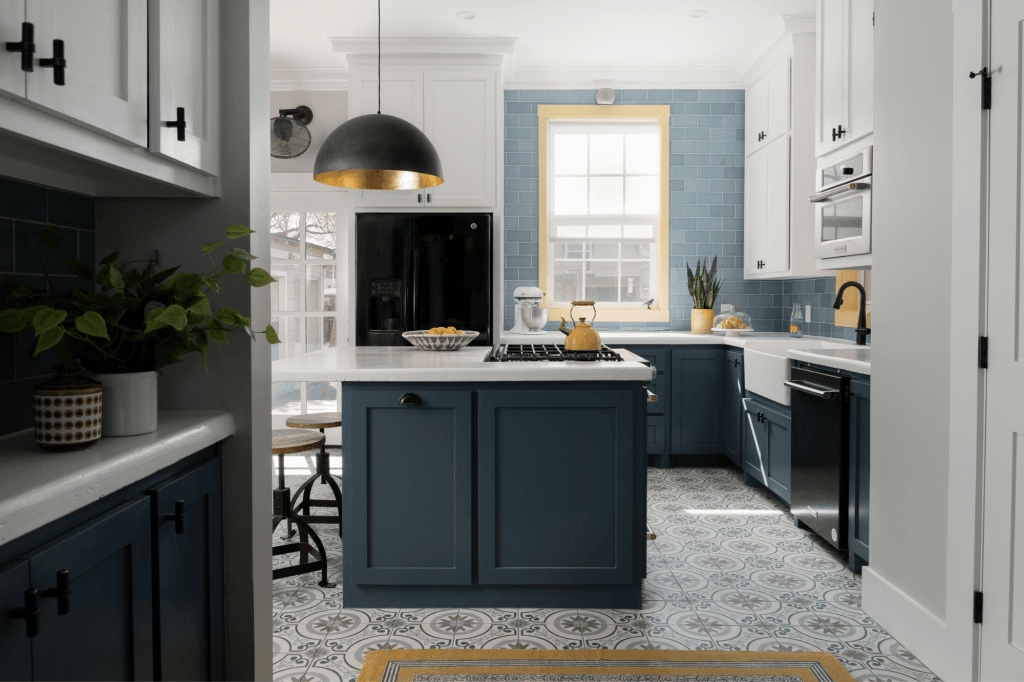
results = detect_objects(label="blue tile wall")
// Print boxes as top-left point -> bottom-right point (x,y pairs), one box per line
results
503,88 -> 858,340
0,176 -> 96,436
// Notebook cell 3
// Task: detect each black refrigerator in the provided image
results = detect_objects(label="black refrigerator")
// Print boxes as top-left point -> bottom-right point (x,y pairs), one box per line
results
356,213 -> 492,346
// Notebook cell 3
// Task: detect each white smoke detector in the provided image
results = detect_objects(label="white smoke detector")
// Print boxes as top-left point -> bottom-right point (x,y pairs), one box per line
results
596,88 -> 615,105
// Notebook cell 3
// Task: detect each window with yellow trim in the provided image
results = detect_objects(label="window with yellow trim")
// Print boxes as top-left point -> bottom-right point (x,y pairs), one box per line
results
539,105 -> 670,322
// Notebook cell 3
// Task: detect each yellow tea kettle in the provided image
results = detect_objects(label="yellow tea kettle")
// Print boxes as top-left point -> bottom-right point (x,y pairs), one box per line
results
558,301 -> 602,351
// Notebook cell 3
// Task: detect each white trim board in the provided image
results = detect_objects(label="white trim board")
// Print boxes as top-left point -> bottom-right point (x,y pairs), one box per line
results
270,67 -> 348,92
505,66 -> 744,91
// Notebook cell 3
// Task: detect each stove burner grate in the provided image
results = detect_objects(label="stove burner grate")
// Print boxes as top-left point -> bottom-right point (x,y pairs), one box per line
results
493,344 -> 623,362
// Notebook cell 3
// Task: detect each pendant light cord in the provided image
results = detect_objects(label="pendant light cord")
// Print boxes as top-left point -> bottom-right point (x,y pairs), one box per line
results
377,0 -> 381,115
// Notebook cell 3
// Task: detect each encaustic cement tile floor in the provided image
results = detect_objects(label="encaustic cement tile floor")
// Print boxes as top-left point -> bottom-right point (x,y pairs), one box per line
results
271,450 -> 942,682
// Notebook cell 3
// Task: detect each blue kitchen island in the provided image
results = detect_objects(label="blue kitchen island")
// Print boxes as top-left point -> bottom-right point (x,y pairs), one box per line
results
272,346 -> 654,608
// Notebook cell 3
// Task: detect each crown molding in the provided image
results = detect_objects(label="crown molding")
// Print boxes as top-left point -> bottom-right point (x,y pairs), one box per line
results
270,67 -> 348,92
505,66 -> 743,91
736,13 -> 816,79
329,37 -> 517,69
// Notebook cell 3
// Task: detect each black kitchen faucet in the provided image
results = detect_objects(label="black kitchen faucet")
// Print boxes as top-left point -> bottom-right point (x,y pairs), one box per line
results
832,281 -> 871,346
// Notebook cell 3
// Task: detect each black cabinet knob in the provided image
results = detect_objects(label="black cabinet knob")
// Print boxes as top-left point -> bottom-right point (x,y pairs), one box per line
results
733,358 -> 740,368
165,106 -> 186,141
163,499 -> 185,534
41,569 -> 71,615
5,22 -> 34,72
9,589 -> 41,638
38,39 -> 66,85
399,392 -> 421,406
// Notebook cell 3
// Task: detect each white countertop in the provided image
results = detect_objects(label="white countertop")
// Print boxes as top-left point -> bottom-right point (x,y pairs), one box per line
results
787,347 -> 872,375
272,346 -> 655,382
0,411 -> 235,545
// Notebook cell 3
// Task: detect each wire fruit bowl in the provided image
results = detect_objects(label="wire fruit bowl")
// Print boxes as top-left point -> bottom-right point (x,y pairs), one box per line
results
402,330 -> 479,351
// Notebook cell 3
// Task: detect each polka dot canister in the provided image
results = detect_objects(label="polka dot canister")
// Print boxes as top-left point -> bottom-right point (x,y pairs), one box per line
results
33,365 -> 103,451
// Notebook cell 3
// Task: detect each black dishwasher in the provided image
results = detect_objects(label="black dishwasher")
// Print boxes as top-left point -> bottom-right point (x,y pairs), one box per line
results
787,366 -> 850,550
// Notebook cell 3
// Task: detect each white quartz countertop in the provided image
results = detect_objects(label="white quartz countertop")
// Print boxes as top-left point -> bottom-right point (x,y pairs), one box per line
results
272,346 -> 654,382
0,411 -> 235,545
787,347 -> 871,375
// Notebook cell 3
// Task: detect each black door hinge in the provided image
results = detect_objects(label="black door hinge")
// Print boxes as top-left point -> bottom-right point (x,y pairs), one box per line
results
978,336 -> 988,369
970,68 -> 992,110
872,12 -> 874,27
973,591 -> 983,624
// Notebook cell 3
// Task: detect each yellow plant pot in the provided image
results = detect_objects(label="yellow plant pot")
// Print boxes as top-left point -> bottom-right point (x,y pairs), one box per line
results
690,308 -> 715,334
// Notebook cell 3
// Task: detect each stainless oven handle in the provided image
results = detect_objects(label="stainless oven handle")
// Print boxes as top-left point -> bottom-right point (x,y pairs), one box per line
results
784,380 -> 839,399
809,182 -> 870,203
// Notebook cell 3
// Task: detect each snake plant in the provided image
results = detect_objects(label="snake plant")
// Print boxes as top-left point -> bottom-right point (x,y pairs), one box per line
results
686,256 -> 723,310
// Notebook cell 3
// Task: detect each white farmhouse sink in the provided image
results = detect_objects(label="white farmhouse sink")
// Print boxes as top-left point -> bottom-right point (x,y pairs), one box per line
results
744,348 -> 794,406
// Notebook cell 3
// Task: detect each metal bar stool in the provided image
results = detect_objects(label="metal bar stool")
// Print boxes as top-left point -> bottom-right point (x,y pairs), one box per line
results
284,412 -> 343,537
271,429 -> 335,587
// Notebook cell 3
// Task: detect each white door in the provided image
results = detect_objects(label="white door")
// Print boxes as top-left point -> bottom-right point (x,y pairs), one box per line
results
353,69 -> 426,208
745,145 -> 767,276
0,0 -> 25,99
25,0 -> 147,147
423,70 -> 496,207
761,135 -> 791,275
815,0 -> 846,157
844,0 -> 873,147
763,56 -> 792,146
981,2 -> 1024,678
148,0 -> 219,175
746,78 -> 765,154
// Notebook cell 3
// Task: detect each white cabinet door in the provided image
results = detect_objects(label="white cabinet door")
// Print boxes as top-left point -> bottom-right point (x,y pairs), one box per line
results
744,145 -> 767,276
763,57 -> 792,145
762,135 -> 791,274
25,0 -> 147,147
845,0 -> 873,146
0,0 -> 26,99
815,0 -> 846,157
423,70 -> 496,207
148,0 -> 219,176
352,69 -> 426,207
745,78 -> 766,155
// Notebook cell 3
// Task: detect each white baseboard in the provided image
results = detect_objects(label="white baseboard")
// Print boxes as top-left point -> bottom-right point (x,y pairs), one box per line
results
863,566 -> 952,680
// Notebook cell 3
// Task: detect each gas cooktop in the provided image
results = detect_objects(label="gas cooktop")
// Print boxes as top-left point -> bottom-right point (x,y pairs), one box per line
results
490,344 -> 624,362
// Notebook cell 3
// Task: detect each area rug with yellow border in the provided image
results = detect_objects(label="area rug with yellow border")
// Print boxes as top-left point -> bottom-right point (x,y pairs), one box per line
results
357,650 -> 856,681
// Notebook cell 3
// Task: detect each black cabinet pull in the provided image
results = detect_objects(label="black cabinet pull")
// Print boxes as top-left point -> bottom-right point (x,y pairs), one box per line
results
163,499 -> 185,534
733,358 -> 740,368
38,39 -> 65,85
417,193 -> 422,203
165,106 -> 186,141
426,192 -> 431,203
5,22 -> 34,72
41,570 -> 70,615
398,392 -> 421,406
9,589 -> 41,638
836,124 -> 846,138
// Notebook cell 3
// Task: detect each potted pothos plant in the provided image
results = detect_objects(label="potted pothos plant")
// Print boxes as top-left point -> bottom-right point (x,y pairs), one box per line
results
0,223 -> 280,439
686,256 -> 723,334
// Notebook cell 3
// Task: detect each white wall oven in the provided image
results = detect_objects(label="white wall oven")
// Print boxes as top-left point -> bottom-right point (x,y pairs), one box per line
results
811,146 -> 872,259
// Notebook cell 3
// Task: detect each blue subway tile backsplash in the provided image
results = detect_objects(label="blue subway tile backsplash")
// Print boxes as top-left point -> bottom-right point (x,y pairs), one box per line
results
502,88 -> 860,342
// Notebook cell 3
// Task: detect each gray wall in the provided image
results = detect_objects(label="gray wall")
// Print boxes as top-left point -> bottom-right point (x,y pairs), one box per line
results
270,90 -> 348,174
0,177 -> 96,436
870,0 -> 952,619
96,1 -> 272,677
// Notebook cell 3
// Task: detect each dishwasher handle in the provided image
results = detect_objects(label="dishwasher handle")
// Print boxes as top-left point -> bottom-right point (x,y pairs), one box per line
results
784,380 -> 839,399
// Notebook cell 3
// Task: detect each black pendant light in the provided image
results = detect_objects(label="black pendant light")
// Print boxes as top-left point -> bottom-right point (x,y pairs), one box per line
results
313,0 -> 443,190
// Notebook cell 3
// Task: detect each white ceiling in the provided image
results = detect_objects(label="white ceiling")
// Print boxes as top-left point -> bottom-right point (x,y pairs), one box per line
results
269,0 -> 815,88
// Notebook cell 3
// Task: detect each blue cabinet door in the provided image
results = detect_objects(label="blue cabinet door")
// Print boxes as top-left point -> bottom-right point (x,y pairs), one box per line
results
478,389 -> 635,585
849,379 -> 870,566
30,497 -> 154,681
761,401 -> 792,505
0,560 -> 31,681
742,398 -> 767,486
149,457 -> 224,681
723,349 -> 744,467
346,388 -> 473,585
646,415 -> 667,454
628,348 -> 667,415
670,348 -> 725,454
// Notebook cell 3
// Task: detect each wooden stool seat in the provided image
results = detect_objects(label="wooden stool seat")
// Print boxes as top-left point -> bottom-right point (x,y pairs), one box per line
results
272,428 -> 325,454
286,412 -> 342,429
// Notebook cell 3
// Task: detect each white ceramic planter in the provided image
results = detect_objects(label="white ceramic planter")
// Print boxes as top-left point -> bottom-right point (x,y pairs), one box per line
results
91,371 -> 158,436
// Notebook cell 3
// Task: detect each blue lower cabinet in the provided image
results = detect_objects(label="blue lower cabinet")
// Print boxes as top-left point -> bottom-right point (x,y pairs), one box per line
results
0,561 -> 31,681
346,389 -> 474,585
478,389 -> 635,585
723,349 -> 744,467
646,415 -> 667,454
670,348 -> 726,455
741,394 -> 792,505
848,378 -> 871,570
149,458 -> 224,681
29,497 -> 154,681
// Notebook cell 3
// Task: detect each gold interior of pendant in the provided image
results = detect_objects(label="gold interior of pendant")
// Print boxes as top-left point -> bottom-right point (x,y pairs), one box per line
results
314,169 -> 444,190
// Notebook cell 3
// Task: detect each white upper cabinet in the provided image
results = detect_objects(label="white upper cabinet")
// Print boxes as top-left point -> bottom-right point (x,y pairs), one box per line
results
0,0 -> 26,99
747,55 -> 791,156
350,63 -> 498,209
815,0 -> 874,157
25,0 -> 148,147
148,0 -> 219,176
745,135 -> 791,276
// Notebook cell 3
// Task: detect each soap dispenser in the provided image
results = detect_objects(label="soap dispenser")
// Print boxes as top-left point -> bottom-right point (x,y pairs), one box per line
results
790,302 -> 804,338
